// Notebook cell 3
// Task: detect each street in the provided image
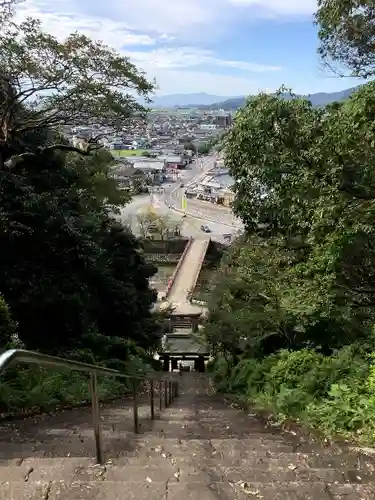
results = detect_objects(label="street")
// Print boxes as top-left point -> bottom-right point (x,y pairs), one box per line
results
118,153 -> 243,244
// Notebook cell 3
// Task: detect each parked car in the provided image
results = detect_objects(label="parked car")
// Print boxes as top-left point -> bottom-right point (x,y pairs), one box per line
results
200,225 -> 211,233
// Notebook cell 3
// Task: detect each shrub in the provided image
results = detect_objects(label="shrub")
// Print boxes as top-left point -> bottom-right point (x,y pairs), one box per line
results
0,295 -> 17,348
210,347 -> 375,443
0,348 -> 153,416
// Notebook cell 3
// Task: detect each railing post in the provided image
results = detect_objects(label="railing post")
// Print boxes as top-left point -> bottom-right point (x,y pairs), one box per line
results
133,379 -> 139,433
89,371 -> 103,464
150,379 -> 155,420
164,379 -> 168,407
159,379 -> 163,411
169,381 -> 172,404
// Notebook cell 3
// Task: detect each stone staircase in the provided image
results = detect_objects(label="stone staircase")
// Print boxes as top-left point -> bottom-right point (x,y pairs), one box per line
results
1,374 -> 375,499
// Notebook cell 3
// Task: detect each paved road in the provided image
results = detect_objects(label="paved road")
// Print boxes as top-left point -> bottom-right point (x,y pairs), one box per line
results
117,153 -> 243,244
1,374 -> 374,499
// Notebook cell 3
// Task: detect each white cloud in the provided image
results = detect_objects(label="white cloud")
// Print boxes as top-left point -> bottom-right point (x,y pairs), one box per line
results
228,0 -> 316,16
14,2 -> 156,48
11,0 -> 285,95
83,0 -> 225,36
127,48 -> 282,73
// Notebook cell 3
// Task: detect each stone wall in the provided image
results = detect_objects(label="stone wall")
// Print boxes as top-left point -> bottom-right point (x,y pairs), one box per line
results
141,238 -> 189,255
146,254 -> 180,264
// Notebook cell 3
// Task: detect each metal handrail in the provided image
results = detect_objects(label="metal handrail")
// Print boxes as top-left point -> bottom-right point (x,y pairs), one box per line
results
0,349 -> 179,464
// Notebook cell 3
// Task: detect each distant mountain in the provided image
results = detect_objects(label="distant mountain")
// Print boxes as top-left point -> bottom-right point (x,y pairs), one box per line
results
202,86 -> 360,110
147,92 -> 242,108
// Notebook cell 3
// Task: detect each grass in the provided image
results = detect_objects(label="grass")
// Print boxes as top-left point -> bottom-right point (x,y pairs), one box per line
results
110,149 -> 145,157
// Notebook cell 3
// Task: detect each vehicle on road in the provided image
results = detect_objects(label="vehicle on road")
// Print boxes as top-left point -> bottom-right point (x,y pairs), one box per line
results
200,224 -> 211,233
180,183 -> 184,187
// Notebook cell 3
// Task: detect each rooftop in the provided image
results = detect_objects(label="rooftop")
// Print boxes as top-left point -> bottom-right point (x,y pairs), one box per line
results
133,161 -> 165,171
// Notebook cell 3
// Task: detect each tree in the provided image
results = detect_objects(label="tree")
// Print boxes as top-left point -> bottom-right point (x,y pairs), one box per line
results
211,84 -> 375,356
224,88 -> 324,236
197,143 -> 212,155
184,142 -> 196,153
205,237 -> 297,361
72,149 -> 130,211
0,146 -> 161,354
0,12 -> 154,167
136,209 -> 181,240
85,218 -> 159,350
316,0 -> 375,78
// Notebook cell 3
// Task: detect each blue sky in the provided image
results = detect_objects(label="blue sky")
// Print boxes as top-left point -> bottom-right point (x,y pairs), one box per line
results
16,0 -> 364,96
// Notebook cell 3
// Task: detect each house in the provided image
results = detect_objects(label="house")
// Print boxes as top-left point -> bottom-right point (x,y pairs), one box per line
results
132,161 -> 166,184
163,155 -> 188,170
110,165 -> 147,190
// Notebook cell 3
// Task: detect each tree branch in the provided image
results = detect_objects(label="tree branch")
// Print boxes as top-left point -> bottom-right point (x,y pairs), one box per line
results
4,143 -> 102,168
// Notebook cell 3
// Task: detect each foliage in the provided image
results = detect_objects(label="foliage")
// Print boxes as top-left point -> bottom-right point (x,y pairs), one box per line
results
205,3 -> 375,441
209,347 -> 375,442
0,5 -> 160,355
197,143 -> 212,155
316,0 -> 375,78
184,142 -> 196,153
206,81 -> 375,440
184,141 -> 214,155
136,208 -> 182,240
0,343 -> 156,415
0,295 -> 17,347
204,84 -> 375,359
72,149 -> 130,210
0,10 -> 154,166
0,3 -> 163,418
0,152 -> 159,353
205,237 -> 288,360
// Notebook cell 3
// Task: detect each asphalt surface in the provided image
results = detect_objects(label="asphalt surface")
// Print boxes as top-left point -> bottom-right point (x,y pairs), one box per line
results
118,154 -> 243,244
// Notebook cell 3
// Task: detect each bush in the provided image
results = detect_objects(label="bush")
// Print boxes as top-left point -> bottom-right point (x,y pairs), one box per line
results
0,295 -> 17,348
210,347 -> 375,443
0,347 -> 154,417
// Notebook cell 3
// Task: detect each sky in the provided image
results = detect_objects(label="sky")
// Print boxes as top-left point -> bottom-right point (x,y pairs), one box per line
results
14,0 -> 364,97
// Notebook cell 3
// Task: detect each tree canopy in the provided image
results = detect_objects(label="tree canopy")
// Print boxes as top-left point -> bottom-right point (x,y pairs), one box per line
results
316,0 -> 375,78
205,83 -> 375,359
0,9 -> 154,167
0,4 -> 161,362
136,208 -> 182,240
205,0 -> 375,445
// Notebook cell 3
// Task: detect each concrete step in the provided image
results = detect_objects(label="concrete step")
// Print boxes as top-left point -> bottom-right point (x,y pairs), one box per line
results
1,480 -> 374,500
0,374 -> 373,500
1,459 -> 373,485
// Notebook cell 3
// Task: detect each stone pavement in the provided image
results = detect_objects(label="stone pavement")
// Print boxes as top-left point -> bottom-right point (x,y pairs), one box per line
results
0,374 -> 374,499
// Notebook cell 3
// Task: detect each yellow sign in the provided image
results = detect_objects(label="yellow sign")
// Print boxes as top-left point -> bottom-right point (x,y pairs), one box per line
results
147,203 -> 156,214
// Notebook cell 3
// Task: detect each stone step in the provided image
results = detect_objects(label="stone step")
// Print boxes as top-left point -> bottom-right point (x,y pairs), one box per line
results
1,455 -> 373,486
1,480 -> 373,500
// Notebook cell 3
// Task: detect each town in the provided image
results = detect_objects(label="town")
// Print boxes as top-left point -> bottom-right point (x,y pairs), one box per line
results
66,108 -> 235,207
